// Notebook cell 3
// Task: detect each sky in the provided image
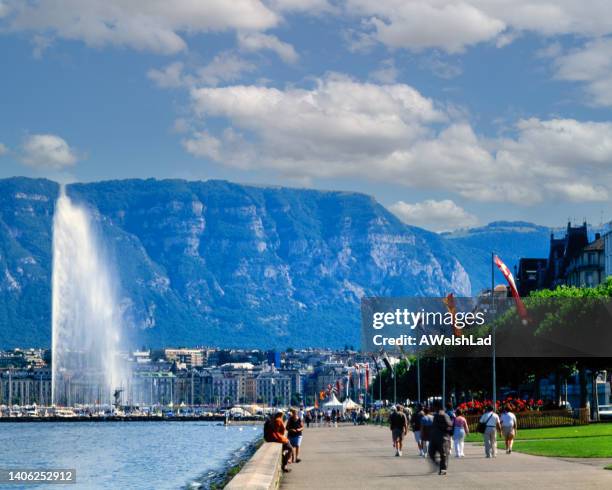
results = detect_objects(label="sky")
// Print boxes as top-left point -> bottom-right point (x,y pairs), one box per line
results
2,1 -> 612,232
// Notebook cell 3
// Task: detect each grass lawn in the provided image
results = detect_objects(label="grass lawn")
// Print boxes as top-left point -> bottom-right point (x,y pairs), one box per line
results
605,464 -> 612,470
510,437 -> 612,457
466,423 -> 612,458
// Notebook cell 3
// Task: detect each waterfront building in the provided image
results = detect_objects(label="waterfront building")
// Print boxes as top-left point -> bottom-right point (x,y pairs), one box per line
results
164,348 -> 207,368
256,370 -> 291,406
0,367 -> 52,406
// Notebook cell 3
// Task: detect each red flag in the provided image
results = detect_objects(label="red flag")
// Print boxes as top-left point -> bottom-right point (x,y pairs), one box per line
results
365,365 -> 369,390
494,255 -> 528,323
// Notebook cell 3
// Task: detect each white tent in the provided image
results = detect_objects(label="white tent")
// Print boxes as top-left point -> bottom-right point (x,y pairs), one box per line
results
322,393 -> 343,410
342,398 -> 361,410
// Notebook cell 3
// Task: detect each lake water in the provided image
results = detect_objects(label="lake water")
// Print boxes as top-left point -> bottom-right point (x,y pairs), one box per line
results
0,422 -> 262,489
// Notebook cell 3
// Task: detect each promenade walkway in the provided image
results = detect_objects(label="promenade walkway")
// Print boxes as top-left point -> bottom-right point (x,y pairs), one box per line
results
281,424 -> 612,489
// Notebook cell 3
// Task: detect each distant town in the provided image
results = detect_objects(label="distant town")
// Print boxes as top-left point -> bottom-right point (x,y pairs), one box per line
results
0,345 -> 374,411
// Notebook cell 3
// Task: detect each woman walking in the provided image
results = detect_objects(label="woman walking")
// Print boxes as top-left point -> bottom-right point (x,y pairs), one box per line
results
452,408 -> 469,457
287,408 -> 304,463
501,404 -> 517,454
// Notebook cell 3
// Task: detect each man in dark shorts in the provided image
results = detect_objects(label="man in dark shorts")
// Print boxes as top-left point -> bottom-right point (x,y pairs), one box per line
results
388,404 -> 408,456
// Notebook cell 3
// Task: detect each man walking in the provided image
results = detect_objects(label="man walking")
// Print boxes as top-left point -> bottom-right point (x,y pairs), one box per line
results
428,401 -> 453,475
388,404 -> 408,456
479,404 -> 502,458
411,405 -> 425,456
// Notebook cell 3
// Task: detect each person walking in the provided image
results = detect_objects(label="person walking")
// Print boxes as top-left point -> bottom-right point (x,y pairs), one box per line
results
411,405 -> 425,456
428,401 -> 453,475
501,404 -> 517,454
420,407 -> 434,457
445,402 -> 456,455
479,404 -> 502,458
304,410 -> 312,428
287,408 -> 304,463
452,408 -> 469,457
388,404 -> 408,456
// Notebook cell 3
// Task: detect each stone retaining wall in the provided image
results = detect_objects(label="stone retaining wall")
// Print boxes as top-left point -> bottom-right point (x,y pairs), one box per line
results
225,442 -> 282,490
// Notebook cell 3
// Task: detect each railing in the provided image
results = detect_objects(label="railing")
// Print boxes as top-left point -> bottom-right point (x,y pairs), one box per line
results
465,408 -> 589,431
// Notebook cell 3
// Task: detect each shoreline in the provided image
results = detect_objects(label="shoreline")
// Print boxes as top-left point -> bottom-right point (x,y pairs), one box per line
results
195,436 -> 263,490
0,416 -> 263,423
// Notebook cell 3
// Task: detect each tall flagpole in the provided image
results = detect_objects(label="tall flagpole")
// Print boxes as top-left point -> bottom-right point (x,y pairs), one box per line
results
442,355 -> 446,406
393,364 -> 397,404
491,252 -> 497,410
417,352 -> 421,403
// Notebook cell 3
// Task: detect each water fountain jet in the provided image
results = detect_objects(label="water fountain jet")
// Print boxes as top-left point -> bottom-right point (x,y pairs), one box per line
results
51,186 -> 127,406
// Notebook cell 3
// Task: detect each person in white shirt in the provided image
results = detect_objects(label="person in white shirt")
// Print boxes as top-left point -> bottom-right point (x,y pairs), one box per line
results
500,405 -> 518,454
479,405 -> 502,458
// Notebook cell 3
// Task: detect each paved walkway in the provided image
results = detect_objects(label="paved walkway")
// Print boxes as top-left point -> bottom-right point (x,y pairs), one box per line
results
281,424 -> 612,489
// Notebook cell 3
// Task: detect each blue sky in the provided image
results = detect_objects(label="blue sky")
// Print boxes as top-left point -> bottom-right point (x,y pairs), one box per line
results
2,1 -> 612,231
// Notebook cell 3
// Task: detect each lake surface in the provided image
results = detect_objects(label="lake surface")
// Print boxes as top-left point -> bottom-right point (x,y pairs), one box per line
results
0,422 -> 262,489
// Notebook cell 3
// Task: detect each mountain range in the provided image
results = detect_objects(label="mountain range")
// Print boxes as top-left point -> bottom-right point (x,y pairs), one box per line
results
0,177 -> 551,348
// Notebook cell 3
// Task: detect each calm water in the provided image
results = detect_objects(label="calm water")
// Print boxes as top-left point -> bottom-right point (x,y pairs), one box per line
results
0,422 -> 261,489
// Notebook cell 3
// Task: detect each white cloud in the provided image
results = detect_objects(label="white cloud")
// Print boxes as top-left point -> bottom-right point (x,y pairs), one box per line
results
197,53 -> 257,85
369,59 -> 398,83
554,38 -> 612,107
389,199 -> 478,232
147,61 -> 185,89
267,0 -> 335,13
182,131 -> 222,161
182,75 -> 612,205
237,32 -> 298,63
346,0 -> 505,53
20,134 -> 78,168
3,0 -> 278,54
148,53 -> 256,89
344,1 -> 612,53
0,142 -> 7,155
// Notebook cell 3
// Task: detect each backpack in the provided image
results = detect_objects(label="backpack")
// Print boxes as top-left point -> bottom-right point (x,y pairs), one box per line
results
477,413 -> 493,434
263,417 -> 275,442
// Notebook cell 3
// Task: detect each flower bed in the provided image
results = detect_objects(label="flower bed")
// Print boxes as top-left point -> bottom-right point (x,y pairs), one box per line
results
465,408 -> 589,431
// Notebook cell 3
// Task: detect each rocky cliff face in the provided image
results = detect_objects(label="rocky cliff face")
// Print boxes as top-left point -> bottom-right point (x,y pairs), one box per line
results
1,177 -> 474,348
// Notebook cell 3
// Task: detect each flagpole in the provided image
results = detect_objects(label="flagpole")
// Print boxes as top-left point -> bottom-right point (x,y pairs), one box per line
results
491,252 -> 497,411
442,355 -> 446,406
393,364 -> 397,405
417,352 -> 421,404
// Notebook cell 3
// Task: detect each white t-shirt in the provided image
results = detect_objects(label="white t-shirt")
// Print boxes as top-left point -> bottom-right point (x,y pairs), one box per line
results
479,411 -> 500,427
501,412 -> 517,428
